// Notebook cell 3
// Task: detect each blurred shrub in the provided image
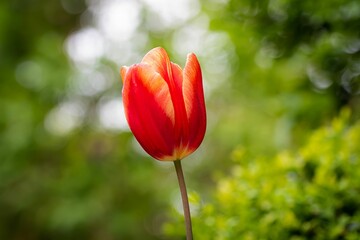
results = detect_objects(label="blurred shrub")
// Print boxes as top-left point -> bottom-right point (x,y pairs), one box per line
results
165,109 -> 360,239
205,0 -> 360,110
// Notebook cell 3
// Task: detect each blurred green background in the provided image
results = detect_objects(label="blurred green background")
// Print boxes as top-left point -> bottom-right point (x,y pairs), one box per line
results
1,0 -> 360,239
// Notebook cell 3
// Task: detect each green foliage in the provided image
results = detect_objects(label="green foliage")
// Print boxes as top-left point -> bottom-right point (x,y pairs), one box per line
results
165,109 -> 360,239
205,0 -> 360,108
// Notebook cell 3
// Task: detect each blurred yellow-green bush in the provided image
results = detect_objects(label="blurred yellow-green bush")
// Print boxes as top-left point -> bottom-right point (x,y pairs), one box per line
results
165,109 -> 360,239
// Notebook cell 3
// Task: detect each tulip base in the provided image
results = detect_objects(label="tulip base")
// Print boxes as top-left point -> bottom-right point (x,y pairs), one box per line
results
174,160 -> 193,240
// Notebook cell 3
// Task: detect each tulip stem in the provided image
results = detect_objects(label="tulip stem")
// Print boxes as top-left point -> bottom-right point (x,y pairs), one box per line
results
174,160 -> 193,240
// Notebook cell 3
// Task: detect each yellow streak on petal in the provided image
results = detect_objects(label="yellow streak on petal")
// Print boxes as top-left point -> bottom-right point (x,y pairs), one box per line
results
120,66 -> 128,83
137,66 -> 175,125
183,53 -> 200,119
155,144 -> 193,161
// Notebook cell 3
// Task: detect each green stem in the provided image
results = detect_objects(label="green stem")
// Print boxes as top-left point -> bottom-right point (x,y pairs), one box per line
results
174,160 -> 193,240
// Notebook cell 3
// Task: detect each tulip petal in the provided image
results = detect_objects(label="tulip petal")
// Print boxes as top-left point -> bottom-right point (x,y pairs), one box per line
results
141,47 -> 172,82
120,66 -> 128,83
122,63 -> 177,160
141,47 -> 180,97
170,62 -> 189,144
182,53 -> 206,153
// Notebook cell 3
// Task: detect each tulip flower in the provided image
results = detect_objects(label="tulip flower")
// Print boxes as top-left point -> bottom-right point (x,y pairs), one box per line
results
121,47 -> 206,161
120,47 -> 206,240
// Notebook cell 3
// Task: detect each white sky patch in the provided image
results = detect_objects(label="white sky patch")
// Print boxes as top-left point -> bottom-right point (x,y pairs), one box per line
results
171,15 -> 209,56
97,98 -> 129,131
69,67 -> 115,96
102,32 -> 148,66
65,27 -> 105,66
95,0 -> 141,42
83,0 -> 146,65
45,101 -> 85,136
171,15 -> 234,97
142,0 -> 200,30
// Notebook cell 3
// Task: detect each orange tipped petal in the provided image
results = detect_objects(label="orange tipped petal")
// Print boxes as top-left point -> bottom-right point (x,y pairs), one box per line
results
182,53 -> 206,154
120,66 -> 129,83
122,64 -> 176,160
141,47 -> 179,95
141,47 -> 171,81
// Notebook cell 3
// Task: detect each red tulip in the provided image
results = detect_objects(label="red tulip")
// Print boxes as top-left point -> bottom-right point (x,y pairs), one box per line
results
121,47 -> 206,161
